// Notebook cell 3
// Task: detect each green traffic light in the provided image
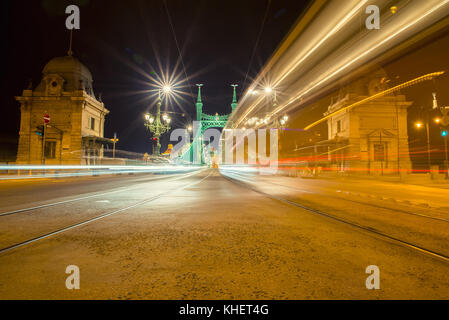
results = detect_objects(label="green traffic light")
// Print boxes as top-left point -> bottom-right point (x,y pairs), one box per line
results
442,130 -> 449,137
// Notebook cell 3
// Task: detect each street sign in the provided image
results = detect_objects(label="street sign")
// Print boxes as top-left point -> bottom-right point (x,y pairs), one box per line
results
43,113 -> 50,124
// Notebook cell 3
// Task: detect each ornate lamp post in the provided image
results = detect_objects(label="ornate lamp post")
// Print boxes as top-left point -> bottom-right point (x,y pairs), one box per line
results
144,89 -> 171,156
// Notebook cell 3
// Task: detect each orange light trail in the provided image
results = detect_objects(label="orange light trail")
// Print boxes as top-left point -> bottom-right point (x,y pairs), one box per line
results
304,71 -> 445,130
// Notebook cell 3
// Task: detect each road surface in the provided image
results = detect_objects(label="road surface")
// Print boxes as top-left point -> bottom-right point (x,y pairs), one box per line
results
0,169 -> 448,299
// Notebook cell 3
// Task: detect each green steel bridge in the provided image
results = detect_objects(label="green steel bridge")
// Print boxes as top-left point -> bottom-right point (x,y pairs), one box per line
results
179,84 -> 238,164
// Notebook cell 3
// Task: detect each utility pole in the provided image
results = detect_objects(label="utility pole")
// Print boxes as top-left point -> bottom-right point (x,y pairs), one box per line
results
425,115 -> 431,171
42,112 -> 50,165
380,130 -> 384,176
112,132 -> 118,159
433,93 -> 449,179
443,130 -> 449,180
42,124 -> 47,165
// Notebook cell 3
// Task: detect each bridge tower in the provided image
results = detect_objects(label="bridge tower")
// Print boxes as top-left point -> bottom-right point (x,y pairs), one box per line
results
231,84 -> 238,112
196,84 -> 203,121
180,84 -> 238,165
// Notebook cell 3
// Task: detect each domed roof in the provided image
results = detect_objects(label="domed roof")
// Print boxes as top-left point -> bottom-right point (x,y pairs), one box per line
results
43,56 -> 93,82
35,55 -> 96,98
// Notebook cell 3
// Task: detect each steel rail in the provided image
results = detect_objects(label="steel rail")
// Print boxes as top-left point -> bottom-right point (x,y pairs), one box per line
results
223,172 -> 449,263
0,170 -> 210,255
0,170 -> 202,217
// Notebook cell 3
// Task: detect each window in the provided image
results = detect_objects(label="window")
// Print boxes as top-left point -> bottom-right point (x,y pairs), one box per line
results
44,141 -> 56,159
373,144 -> 385,161
336,120 -> 342,133
90,117 -> 95,130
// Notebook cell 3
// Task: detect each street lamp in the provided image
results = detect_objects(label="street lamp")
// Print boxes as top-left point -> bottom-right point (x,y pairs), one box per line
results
431,93 -> 449,178
415,119 -> 432,172
442,129 -> 449,179
144,89 -> 171,156
163,85 -> 172,94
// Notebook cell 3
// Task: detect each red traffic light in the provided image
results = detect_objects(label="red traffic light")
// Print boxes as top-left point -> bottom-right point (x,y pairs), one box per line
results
152,138 -> 157,141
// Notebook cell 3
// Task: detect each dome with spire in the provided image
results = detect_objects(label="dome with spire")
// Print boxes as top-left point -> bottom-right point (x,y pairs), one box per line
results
35,55 -> 96,98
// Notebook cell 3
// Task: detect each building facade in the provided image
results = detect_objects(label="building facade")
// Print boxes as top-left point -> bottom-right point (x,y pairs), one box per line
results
15,55 -> 110,165
323,70 -> 413,175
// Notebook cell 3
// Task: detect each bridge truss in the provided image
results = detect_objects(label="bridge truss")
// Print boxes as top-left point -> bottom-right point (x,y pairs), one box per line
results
179,84 -> 238,164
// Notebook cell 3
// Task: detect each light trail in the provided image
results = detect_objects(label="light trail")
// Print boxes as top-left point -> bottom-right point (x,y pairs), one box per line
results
269,0 -> 449,120
235,0 -> 369,125
0,165 -> 201,180
304,71 -> 445,130
229,0 -> 449,129
272,0 -> 369,87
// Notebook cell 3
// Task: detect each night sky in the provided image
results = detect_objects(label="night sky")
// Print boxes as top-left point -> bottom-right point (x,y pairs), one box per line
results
1,0 -> 311,155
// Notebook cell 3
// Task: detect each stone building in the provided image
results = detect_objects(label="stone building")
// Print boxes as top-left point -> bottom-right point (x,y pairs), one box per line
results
321,70 -> 413,175
15,54 -> 110,165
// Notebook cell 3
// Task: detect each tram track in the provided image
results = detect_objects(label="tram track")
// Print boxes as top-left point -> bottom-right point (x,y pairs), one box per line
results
0,169 -> 201,218
222,169 -> 449,223
223,171 -> 449,264
257,177 -> 449,223
0,170 -> 210,255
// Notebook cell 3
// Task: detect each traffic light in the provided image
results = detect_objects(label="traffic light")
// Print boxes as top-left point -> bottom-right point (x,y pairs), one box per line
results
35,126 -> 44,136
441,129 -> 449,137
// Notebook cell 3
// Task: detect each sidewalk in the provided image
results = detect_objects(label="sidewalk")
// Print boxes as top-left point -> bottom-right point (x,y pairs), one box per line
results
301,173 -> 449,212
322,172 -> 449,190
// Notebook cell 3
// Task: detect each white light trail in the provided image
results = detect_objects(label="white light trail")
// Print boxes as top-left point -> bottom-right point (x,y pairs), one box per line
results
230,0 -> 449,128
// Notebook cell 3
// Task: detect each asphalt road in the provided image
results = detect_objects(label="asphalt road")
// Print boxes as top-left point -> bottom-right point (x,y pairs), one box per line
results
0,169 -> 448,299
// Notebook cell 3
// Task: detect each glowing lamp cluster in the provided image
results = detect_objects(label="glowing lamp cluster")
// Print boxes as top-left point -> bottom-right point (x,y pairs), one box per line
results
248,87 -> 274,96
143,84 -> 174,156
144,114 -> 154,123
280,115 -> 289,126
162,85 -> 172,94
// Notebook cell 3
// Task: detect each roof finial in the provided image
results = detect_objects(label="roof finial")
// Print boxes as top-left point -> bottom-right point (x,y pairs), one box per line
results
67,29 -> 73,56
196,84 -> 203,103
